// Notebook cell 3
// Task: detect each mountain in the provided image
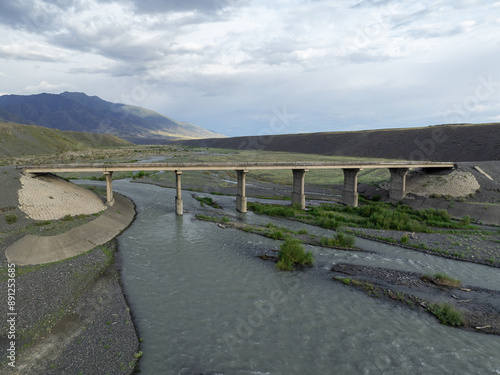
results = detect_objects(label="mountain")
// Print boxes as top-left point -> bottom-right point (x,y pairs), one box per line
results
0,92 -> 225,143
169,123 -> 500,162
0,122 -> 132,158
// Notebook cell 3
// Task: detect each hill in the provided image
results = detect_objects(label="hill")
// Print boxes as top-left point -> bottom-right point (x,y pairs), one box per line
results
0,122 -> 132,158
169,123 -> 500,162
0,92 -> 225,142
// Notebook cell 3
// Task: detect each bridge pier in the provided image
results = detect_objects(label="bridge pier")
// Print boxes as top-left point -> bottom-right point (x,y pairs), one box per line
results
389,168 -> 409,201
236,170 -> 248,213
104,172 -> 114,206
175,171 -> 183,216
342,168 -> 360,207
292,169 -> 308,209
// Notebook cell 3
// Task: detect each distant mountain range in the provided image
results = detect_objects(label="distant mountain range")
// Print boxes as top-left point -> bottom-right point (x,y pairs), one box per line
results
171,123 -> 500,162
0,92 -> 225,143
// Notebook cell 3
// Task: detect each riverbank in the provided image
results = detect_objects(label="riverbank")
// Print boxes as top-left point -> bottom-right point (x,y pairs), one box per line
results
0,166 -> 140,374
0,241 -> 140,374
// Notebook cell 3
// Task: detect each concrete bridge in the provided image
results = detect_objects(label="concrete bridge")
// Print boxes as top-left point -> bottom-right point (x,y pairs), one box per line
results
23,161 -> 455,215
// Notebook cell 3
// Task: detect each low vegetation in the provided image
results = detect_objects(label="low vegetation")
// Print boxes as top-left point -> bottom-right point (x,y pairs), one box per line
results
194,195 -> 222,209
5,213 -> 17,224
196,214 -> 230,223
276,238 -> 314,271
428,303 -> 464,326
423,272 -> 461,287
320,232 -> 356,248
247,200 -> 474,233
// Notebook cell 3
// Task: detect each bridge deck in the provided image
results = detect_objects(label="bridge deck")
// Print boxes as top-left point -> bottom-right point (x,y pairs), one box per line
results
21,161 -> 456,212
23,161 -> 455,173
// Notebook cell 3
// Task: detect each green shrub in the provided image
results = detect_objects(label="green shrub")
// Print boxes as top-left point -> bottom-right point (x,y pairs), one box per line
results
268,229 -> 285,240
428,303 -> 464,326
62,214 -> 74,221
318,217 -> 340,229
459,215 -> 471,226
401,234 -> 410,244
276,238 -> 313,271
320,236 -> 332,246
320,233 -> 355,248
5,214 -> 17,224
335,232 -> 356,247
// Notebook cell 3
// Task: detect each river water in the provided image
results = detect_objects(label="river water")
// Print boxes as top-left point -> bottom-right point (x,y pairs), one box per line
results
105,180 -> 500,375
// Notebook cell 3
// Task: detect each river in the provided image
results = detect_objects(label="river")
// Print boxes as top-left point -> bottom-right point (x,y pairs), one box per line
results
105,179 -> 500,374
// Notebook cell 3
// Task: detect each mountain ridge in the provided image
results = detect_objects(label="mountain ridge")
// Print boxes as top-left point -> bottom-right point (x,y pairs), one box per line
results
168,123 -> 500,162
0,92 -> 225,142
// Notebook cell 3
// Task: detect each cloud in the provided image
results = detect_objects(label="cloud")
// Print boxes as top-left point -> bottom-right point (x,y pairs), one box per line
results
0,43 -> 66,62
0,0 -> 66,33
0,1 -> 34,28
127,0 -> 248,14
0,0 -> 498,136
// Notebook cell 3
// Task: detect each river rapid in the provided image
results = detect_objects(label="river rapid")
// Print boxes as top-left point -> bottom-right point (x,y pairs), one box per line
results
105,180 -> 500,375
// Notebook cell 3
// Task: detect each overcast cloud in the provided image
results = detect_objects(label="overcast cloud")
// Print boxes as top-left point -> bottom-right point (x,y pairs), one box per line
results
1,0 -> 499,136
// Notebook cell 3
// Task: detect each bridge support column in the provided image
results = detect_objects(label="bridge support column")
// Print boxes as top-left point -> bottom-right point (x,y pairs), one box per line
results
175,171 -> 183,216
389,168 -> 410,201
342,168 -> 360,207
104,172 -> 114,206
292,169 -> 308,209
236,170 -> 248,213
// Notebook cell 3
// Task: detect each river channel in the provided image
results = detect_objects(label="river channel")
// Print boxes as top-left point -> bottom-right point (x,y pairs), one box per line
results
104,179 -> 500,374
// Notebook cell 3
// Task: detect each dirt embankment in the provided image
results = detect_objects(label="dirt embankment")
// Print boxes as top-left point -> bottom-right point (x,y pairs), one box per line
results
170,123 -> 500,162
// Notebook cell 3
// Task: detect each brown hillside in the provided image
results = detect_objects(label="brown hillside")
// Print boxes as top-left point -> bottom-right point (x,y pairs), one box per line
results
171,123 -> 500,162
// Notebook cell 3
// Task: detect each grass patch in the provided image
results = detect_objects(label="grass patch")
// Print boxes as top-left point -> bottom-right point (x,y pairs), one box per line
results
335,276 -> 352,285
248,202 -> 296,218
428,303 -> 464,326
320,232 -> 356,248
194,196 -> 222,209
101,245 -> 115,267
34,220 -> 53,226
268,228 -> 285,240
196,214 -> 230,223
276,238 -> 313,271
5,214 -> 18,224
423,272 -> 461,287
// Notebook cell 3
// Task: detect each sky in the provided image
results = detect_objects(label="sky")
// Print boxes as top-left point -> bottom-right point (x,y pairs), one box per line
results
1,0 -> 500,137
